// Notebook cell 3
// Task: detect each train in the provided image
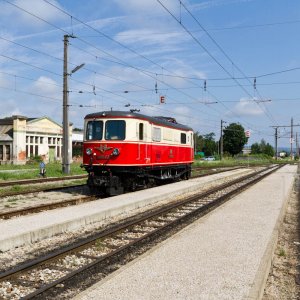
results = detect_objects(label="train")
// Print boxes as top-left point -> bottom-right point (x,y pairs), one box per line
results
82,111 -> 194,196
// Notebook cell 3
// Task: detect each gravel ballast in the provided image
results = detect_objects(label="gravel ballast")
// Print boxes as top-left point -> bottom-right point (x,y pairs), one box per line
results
74,165 -> 297,300
0,168 -> 252,252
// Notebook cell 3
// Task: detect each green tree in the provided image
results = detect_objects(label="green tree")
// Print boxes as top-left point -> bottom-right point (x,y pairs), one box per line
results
194,131 -> 204,152
264,143 -> 275,157
251,139 -> 274,157
194,132 -> 218,156
202,133 -> 218,156
223,123 -> 248,156
251,142 -> 261,154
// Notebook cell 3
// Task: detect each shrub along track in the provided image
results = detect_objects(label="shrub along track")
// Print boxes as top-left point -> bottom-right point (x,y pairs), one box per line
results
0,164 -> 283,299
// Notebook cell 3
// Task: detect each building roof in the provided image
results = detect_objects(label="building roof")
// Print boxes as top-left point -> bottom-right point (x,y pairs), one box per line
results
0,115 -> 63,129
27,116 -> 62,128
0,115 -> 28,125
0,134 -> 13,141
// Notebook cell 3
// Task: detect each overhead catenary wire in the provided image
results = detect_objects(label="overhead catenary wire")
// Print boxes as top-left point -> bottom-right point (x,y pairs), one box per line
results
157,0 -> 278,125
2,0 -> 228,124
2,0 -> 284,138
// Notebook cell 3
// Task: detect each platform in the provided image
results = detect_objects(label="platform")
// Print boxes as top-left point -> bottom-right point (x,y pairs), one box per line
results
0,168 -> 250,252
73,165 -> 297,300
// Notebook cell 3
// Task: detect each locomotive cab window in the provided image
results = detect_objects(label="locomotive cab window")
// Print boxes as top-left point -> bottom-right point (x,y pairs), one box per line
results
105,120 -> 126,140
86,120 -> 103,140
181,133 -> 186,144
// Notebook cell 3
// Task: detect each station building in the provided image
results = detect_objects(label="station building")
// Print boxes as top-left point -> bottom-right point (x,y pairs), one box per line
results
0,115 -> 73,165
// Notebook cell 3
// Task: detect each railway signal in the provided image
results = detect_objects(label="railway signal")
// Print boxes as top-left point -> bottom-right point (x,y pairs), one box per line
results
245,130 -> 250,138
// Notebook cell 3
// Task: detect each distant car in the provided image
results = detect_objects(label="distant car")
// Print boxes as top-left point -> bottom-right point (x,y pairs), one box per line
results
204,156 -> 215,161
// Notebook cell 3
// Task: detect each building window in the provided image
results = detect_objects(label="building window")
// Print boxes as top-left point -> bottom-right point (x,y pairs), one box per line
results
26,136 -> 29,143
181,133 -> 186,144
30,145 -> 33,156
57,146 -> 60,158
40,137 -> 44,144
35,136 -> 38,144
5,145 -> 10,160
35,145 -> 38,156
53,138 -> 56,144
0,145 -> 3,160
26,145 -> 28,157
30,136 -> 33,144
48,137 -> 52,144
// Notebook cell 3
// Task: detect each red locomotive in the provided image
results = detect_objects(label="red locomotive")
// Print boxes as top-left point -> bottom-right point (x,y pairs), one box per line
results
82,111 -> 194,195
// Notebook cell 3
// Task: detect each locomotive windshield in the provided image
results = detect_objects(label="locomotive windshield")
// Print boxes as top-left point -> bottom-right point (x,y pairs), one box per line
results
86,120 -> 103,140
105,120 -> 126,140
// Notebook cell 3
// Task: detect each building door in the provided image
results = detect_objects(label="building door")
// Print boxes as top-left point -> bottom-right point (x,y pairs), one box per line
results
49,147 -> 55,162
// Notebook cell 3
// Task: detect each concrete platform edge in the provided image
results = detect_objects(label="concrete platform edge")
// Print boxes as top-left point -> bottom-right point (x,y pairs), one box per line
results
0,179 -> 205,252
247,172 -> 297,299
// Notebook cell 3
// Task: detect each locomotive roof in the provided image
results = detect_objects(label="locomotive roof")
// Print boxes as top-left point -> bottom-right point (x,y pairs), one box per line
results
85,111 -> 193,131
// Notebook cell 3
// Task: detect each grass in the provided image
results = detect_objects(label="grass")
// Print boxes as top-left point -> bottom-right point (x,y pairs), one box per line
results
0,156 -> 295,181
12,185 -> 22,192
94,239 -> 106,251
193,156 -> 293,168
0,162 -> 86,181
0,178 -> 87,197
279,248 -> 286,257
7,197 -> 18,202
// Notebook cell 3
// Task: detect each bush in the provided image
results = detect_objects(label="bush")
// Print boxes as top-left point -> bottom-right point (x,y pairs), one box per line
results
27,155 -> 43,164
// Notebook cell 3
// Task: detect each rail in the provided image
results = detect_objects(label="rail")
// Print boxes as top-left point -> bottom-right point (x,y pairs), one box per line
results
0,164 -> 283,299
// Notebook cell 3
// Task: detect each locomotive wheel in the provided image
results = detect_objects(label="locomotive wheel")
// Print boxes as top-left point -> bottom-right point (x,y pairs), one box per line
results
123,176 -> 137,192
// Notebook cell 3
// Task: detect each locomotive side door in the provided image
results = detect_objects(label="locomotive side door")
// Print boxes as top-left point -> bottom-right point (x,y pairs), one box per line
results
137,121 -> 149,164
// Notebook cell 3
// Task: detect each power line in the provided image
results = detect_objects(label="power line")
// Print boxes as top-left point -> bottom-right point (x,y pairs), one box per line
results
2,0 -> 286,138
157,0 -> 278,125
152,66 -> 300,81
6,0 -> 223,118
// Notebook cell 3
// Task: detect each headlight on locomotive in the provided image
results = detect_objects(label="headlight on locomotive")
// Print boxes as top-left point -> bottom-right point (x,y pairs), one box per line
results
86,148 -> 92,155
112,148 -> 120,156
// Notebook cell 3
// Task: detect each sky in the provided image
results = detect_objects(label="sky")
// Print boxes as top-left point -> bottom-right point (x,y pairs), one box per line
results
0,0 -> 300,148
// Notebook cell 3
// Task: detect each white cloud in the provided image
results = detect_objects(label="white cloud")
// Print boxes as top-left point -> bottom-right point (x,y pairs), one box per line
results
0,99 -> 21,118
112,0 -> 179,15
31,76 -> 61,99
115,29 -> 187,47
227,98 -> 264,117
193,0 -> 253,11
0,0 -> 66,30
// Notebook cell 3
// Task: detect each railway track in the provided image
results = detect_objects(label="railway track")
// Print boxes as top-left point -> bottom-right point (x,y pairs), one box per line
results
0,166 -> 245,220
0,166 -> 238,198
0,195 -> 96,220
0,164 -> 282,299
0,175 -> 87,188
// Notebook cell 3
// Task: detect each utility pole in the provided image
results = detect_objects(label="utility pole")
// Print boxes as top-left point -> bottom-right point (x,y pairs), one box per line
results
290,117 -> 293,160
296,132 -> 299,157
62,34 -> 70,174
274,127 -> 278,160
62,35 -> 84,174
220,120 -> 224,161
271,121 -> 300,161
